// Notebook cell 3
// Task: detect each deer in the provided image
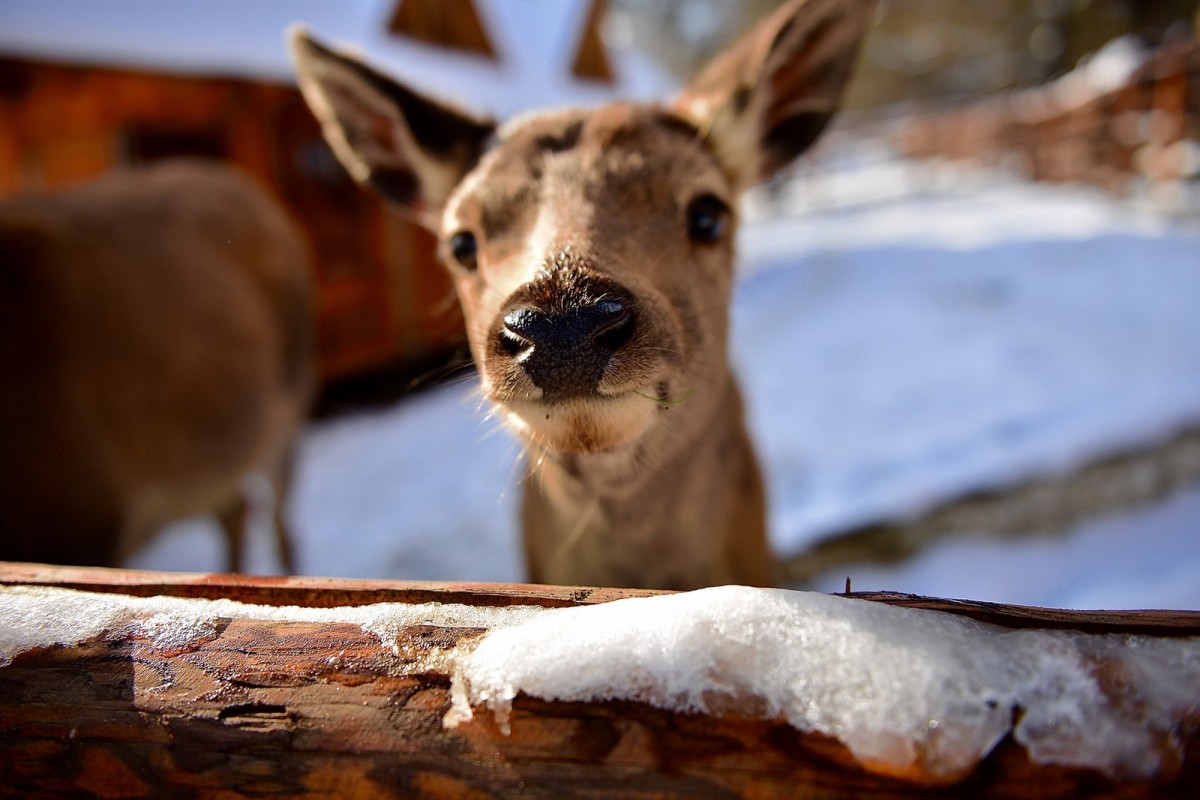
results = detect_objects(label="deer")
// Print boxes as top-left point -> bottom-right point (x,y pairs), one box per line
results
291,0 -> 874,589
0,160 -> 314,573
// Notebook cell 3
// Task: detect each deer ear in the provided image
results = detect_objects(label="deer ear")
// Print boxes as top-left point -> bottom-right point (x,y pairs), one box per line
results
289,27 -> 496,229
674,0 -> 874,187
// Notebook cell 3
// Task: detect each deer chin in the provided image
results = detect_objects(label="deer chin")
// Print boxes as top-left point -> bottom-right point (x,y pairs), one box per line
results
502,392 -> 658,454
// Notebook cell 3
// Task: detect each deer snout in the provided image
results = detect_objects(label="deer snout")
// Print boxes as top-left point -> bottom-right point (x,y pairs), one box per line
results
494,282 -> 637,401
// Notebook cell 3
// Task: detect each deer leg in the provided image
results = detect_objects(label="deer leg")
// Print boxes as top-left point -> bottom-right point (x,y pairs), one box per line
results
215,495 -> 249,574
268,448 -> 299,575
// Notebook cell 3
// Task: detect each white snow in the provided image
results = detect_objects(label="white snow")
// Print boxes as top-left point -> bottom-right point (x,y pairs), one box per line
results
0,584 -> 541,668
0,0 -> 675,118
1045,35 -> 1149,110
735,153 -> 1200,552
812,483 -> 1200,610
4,584 -> 1196,781
445,585 -> 1200,780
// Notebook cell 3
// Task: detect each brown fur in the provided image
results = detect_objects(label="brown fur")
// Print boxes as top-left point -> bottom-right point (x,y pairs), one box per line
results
0,161 -> 314,570
292,0 -> 874,589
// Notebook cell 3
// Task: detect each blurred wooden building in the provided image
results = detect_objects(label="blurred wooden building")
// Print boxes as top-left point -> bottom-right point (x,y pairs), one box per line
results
894,34 -> 1200,195
0,0 -> 648,393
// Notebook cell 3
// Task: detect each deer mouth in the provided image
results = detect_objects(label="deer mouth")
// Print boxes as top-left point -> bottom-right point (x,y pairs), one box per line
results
501,389 -> 660,454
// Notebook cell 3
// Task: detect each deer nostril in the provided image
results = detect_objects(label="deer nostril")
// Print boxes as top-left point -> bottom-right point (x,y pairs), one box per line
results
503,308 -> 535,335
591,303 -> 633,353
499,326 -> 530,357
500,308 -> 537,356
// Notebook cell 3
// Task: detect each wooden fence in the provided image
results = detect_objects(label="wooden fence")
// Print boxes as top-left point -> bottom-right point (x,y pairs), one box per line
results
895,38 -> 1200,198
1,562 -> 1198,798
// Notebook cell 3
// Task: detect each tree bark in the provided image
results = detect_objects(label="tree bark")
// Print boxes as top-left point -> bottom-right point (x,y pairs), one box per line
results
1,562 -> 1198,799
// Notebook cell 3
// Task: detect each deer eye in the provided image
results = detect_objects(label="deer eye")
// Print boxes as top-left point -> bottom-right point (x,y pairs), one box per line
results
686,194 -> 731,244
447,230 -> 479,271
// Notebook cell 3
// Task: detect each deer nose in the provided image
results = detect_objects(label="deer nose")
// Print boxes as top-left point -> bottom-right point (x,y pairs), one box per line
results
499,298 -> 634,398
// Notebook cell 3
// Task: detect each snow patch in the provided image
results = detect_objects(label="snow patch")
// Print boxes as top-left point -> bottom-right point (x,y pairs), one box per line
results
1049,35 -> 1149,109
2,584 -> 1196,781
812,485 -> 1200,610
0,585 -> 539,666
0,0 -> 675,117
442,586 -> 1199,781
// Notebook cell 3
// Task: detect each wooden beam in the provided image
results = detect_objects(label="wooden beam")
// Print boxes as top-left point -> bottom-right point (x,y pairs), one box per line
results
386,0 -> 496,59
1,562 -> 1197,798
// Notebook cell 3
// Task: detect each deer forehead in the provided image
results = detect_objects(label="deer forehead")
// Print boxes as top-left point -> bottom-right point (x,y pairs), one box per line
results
442,103 -> 733,244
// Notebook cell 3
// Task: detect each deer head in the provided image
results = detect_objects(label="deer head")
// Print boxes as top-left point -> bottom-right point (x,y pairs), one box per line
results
292,0 -> 873,588
291,0 -> 871,456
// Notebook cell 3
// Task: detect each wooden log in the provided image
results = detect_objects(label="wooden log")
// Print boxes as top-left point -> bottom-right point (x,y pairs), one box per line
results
1,562 -> 1198,799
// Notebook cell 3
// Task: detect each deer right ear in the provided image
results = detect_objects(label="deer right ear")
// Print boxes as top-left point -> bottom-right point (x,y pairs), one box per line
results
289,27 -> 496,229
674,0 -> 875,188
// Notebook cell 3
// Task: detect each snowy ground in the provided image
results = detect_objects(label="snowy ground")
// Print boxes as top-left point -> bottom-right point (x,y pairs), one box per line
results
130,146 -> 1200,610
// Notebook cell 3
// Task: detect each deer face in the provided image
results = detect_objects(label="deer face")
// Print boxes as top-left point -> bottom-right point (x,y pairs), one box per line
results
291,0 -> 874,455
440,105 -> 738,452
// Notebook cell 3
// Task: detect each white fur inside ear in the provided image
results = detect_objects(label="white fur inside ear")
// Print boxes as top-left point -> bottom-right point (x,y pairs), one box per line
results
672,0 -> 876,187
293,70 -> 373,185
290,34 -> 380,183
289,30 -> 462,220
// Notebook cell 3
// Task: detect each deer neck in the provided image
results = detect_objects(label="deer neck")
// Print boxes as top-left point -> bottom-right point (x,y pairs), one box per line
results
522,369 -> 765,589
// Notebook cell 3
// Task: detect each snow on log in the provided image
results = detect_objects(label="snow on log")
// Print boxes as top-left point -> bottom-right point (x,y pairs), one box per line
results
1,563 -> 1198,798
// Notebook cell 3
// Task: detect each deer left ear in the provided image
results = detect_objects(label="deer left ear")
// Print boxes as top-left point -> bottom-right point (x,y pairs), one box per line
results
674,0 -> 875,188
289,26 -> 496,229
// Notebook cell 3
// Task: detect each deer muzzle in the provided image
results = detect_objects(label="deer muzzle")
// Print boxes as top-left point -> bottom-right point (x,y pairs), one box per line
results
483,266 -> 665,453
499,296 -> 634,401
490,268 -> 642,402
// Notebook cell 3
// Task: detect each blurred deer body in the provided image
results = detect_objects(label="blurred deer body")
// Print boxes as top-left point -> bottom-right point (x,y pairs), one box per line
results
0,161 -> 314,571
292,0 -> 873,588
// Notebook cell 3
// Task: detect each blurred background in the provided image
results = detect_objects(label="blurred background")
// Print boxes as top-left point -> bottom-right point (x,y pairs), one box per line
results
1,0 -> 1198,608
